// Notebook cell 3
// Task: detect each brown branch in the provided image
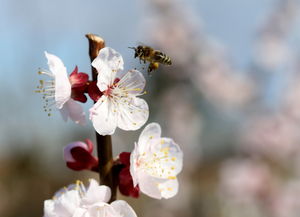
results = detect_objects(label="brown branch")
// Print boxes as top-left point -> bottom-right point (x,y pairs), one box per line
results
85,33 -> 117,202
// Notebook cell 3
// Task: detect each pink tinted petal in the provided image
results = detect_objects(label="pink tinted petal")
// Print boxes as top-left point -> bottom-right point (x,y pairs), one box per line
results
85,139 -> 94,153
70,73 -> 89,88
64,141 -> 89,162
63,99 -> 86,125
59,104 -> 69,122
70,65 -> 78,77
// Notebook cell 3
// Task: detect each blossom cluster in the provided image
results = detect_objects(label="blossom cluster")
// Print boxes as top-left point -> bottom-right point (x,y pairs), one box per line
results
39,46 -> 183,216
44,179 -> 137,217
37,47 -> 149,135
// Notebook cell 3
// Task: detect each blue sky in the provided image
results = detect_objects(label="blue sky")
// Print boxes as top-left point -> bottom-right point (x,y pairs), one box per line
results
0,0 -> 282,154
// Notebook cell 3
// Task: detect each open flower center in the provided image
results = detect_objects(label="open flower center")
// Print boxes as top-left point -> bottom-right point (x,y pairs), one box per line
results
137,142 -> 177,180
103,78 -> 120,97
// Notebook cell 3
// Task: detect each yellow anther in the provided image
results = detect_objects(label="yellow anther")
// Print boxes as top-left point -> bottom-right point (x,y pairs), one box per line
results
168,176 -> 176,180
171,157 -> 176,161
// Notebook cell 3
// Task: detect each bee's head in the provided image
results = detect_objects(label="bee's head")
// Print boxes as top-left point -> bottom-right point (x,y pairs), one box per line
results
128,46 -> 138,58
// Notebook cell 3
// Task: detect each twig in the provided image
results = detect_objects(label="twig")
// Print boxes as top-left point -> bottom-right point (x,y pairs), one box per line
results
86,33 -> 117,202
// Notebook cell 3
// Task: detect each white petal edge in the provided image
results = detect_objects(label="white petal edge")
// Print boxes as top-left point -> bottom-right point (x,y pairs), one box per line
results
111,200 -> 138,217
45,51 -> 71,109
130,145 -> 139,187
90,96 -> 118,135
137,170 -> 164,199
117,97 -> 149,131
158,178 -> 179,199
137,122 -> 162,154
157,137 -> 183,176
60,99 -> 86,125
63,141 -> 89,162
82,180 -> 111,205
118,69 -> 146,95
92,47 -> 124,91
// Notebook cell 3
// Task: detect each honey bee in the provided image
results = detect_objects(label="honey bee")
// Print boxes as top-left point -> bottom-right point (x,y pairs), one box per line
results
129,45 -> 172,74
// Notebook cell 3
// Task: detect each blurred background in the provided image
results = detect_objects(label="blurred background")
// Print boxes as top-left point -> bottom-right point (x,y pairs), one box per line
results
2,0 -> 300,216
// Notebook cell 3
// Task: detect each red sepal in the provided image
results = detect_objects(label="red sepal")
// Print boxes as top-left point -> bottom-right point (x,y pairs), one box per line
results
88,81 -> 103,102
69,66 -> 89,88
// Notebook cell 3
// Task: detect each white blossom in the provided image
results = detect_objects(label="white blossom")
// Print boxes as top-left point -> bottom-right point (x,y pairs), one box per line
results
37,52 -> 85,125
130,123 -> 183,199
44,179 -> 137,217
89,47 -> 149,135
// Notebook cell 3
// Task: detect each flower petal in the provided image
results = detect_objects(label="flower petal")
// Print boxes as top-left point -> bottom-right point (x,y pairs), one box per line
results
130,145 -> 139,187
69,66 -> 89,88
86,203 -> 120,217
64,141 -> 89,162
82,180 -> 111,205
117,97 -> 149,131
118,70 -> 146,95
137,122 -> 162,153
158,178 -> 179,199
44,51 -> 71,109
92,47 -> 124,73
90,96 -> 118,135
111,200 -> 138,217
92,47 -> 124,91
60,99 -> 86,125
44,200 -> 55,217
149,137 -> 183,178
137,170 -> 164,199
53,190 -> 81,216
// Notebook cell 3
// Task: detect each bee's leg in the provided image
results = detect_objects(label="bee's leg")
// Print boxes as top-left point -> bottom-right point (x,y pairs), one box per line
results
147,65 -> 152,76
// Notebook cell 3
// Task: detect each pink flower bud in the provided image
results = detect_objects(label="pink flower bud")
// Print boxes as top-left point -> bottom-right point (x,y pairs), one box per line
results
64,139 -> 98,172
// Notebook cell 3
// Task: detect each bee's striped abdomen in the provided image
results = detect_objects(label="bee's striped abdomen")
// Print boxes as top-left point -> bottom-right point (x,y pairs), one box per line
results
154,52 -> 172,65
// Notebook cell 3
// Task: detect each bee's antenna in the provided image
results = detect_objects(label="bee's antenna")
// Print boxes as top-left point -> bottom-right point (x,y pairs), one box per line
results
128,47 -> 136,50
